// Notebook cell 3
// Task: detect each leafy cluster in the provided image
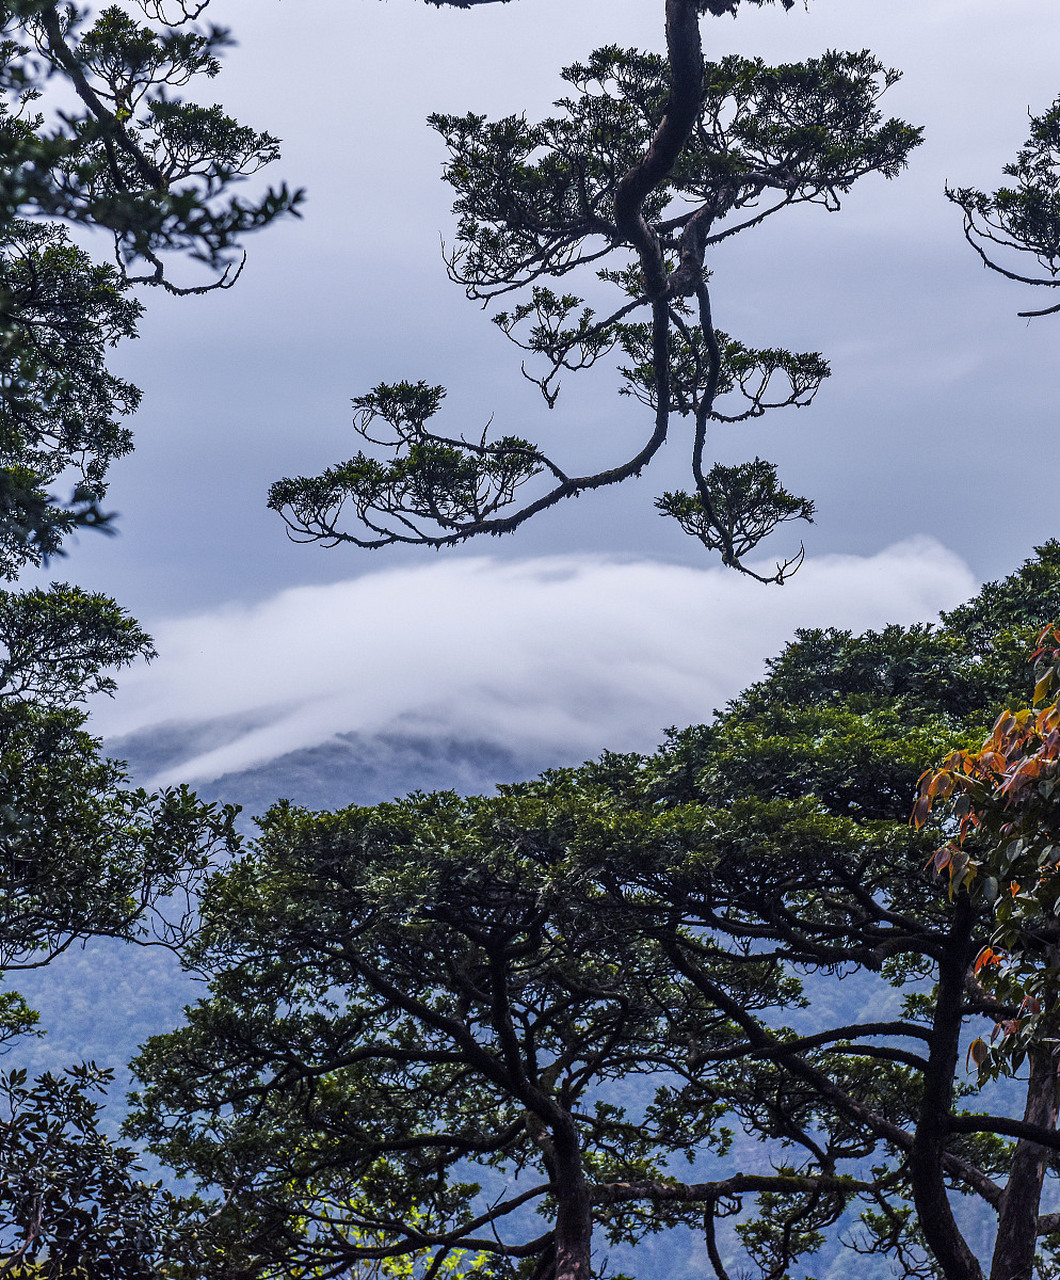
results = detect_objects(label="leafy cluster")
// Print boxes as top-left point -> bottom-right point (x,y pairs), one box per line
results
949,96 -> 1060,316
270,382 -> 545,548
0,1064 -> 238,1280
915,620 -> 1060,1087
656,459 -> 815,567
0,0 -> 297,565
0,220 -> 141,574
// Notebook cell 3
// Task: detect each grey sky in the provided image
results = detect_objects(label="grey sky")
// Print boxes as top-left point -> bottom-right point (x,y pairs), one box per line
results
32,0 -> 1060,781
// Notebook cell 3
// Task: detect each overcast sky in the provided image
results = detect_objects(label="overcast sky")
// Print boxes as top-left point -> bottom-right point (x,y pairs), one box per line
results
45,0 -> 1060,785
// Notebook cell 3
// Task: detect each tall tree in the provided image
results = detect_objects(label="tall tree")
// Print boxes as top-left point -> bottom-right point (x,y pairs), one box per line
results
0,3 -> 291,1269
129,545 -> 1060,1280
268,0 -> 919,581
0,0 -> 290,992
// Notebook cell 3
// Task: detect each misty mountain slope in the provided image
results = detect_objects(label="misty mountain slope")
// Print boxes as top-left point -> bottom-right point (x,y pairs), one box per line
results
115,726 -> 569,820
4,729 -> 572,1086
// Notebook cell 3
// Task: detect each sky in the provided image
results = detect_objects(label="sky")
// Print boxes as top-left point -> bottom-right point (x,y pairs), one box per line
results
38,0 -> 1060,789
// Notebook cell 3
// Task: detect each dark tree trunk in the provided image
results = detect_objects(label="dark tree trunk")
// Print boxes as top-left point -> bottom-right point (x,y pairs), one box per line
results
910,895 -> 985,1280
551,1121 -> 593,1280
989,1031 -> 1060,1280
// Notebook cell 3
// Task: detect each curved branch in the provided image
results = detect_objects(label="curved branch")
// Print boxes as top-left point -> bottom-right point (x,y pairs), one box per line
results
613,0 -> 703,298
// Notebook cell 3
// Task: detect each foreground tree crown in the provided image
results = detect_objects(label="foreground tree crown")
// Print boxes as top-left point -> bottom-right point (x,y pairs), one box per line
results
127,543 -> 1060,1280
268,0 -> 921,582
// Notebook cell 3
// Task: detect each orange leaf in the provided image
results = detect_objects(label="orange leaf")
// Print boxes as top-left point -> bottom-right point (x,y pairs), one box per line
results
993,1019 -> 1022,1040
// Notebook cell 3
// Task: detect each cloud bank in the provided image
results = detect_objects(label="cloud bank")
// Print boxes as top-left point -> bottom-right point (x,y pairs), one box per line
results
92,540 -> 978,787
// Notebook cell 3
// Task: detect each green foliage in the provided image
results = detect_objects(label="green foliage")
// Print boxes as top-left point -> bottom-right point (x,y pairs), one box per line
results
0,2 -> 295,260
0,0 -> 276,977
128,546 -> 1060,1280
656,460 -> 815,567
0,0 -> 297,567
616,322 -> 830,421
433,49 -> 915,296
0,577 -> 239,976
423,1 -> 795,9
0,1063 -> 244,1280
270,382 -> 545,542
0,218 -> 142,573
913,620 -> 1060,1091
129,790 -> 706,1274
0,582 -> 153,704
0,699 -> 239,967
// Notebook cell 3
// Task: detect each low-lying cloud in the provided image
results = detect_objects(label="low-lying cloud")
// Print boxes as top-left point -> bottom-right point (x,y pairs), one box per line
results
91,539 -> 978,787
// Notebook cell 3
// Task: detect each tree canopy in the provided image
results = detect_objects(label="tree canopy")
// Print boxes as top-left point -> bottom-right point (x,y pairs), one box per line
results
127,545 -> 1060,1280
268,0 -> 920,582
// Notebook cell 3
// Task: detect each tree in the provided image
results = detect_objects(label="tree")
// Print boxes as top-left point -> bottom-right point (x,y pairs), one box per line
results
0,583 -> 240,972
912,621 -> 1060,1279
0,0 -> 298,559
0,0 -> 296,990
0,585 -> 242,1277
0,3 -> 292,1269
948,97 -> 1060,318
267,0 -> 920,582
126,545 -> 1060,1280
0,0 -> 306,968
0,1063 -> 252,1280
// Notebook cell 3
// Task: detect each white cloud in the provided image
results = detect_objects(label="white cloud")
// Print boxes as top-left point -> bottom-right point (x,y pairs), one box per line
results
91,540 -> 978,787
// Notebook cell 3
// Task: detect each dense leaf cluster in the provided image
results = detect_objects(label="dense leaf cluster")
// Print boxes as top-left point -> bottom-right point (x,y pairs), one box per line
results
0,1063 -> 258,1280
949,96 -> 1060,317
0,221 -> 141,574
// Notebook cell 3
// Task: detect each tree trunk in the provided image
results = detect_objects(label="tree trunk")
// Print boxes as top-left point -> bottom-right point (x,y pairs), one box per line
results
989,1036 -> 1060,1280
910,895 -> 985,1280
551,1122 -> 593,1280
